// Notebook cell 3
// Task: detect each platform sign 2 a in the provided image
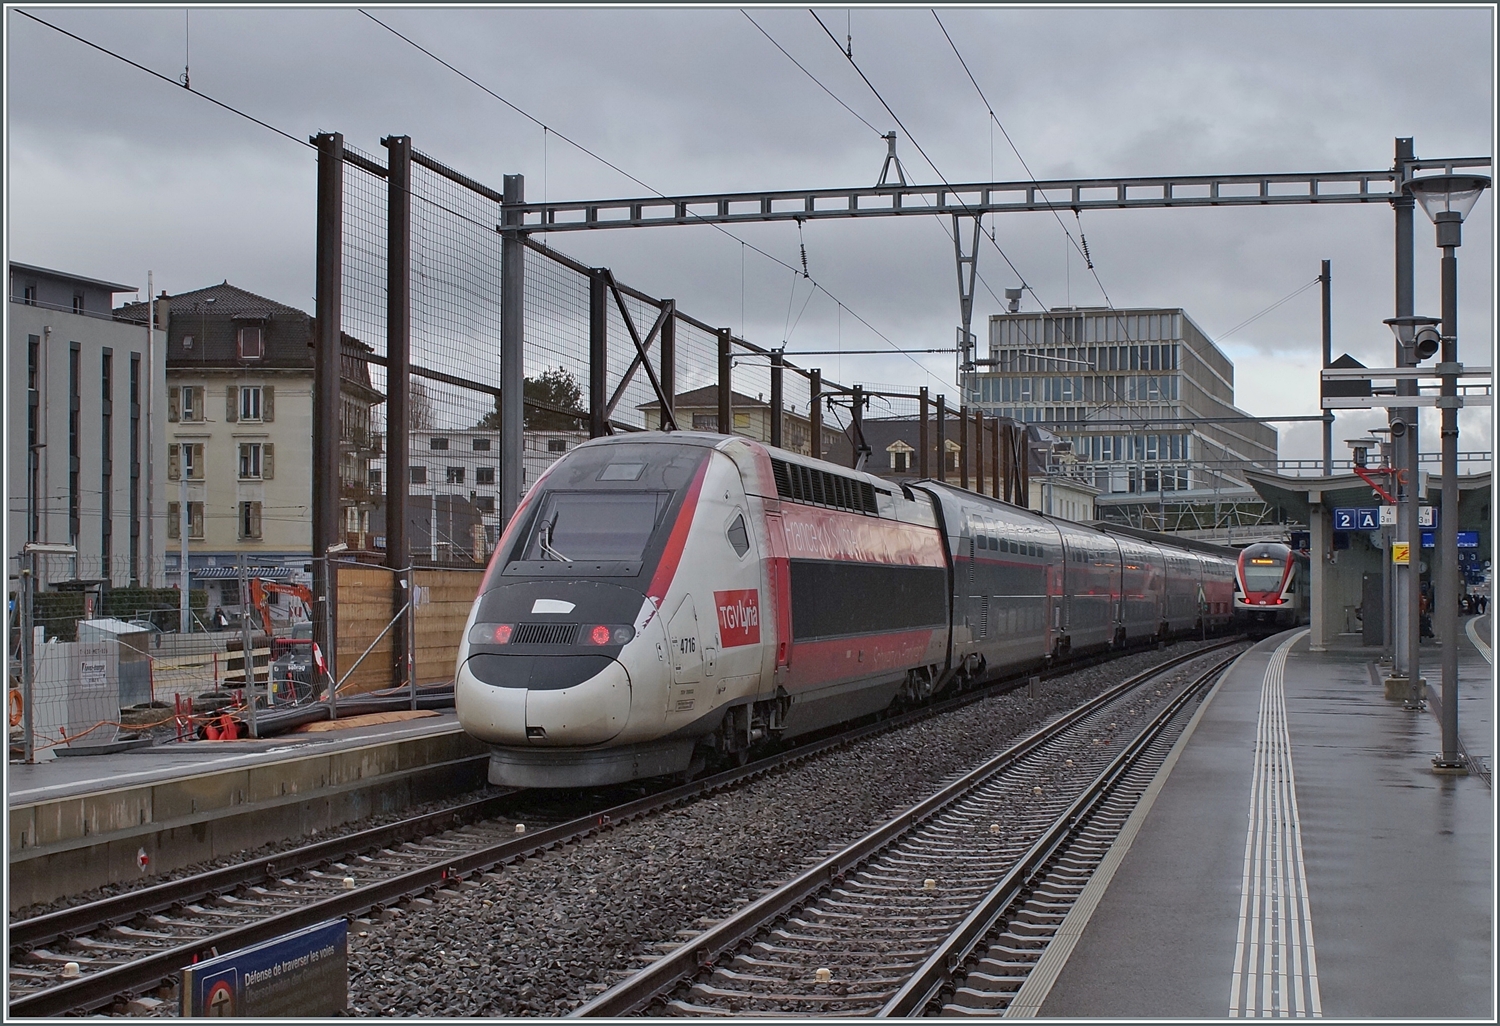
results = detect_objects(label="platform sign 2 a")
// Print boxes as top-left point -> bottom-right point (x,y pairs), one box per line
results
1332,508 -> 1357,531
182,918 -> 347,1017
1355,507 -> 1380,531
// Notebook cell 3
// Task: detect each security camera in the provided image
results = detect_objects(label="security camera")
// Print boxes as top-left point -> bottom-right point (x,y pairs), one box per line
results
1389,418 -> 1408,438
1413,326 -> 1441,361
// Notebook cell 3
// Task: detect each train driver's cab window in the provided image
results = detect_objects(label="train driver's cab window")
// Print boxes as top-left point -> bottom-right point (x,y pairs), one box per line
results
522,491 -> 670,563
726,513 -> 750,558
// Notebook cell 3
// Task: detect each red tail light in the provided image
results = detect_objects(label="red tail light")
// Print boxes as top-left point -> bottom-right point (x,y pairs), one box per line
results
582,624 -> 634,646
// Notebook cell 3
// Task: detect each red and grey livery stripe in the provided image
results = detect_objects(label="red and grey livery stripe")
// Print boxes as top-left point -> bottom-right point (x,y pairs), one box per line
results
646,457 -> 710,609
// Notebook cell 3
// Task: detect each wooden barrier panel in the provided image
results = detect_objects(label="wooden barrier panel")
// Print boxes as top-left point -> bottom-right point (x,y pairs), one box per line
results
334,566 -> 484,694
335,566 -> 399,696
413,569 -> 484,686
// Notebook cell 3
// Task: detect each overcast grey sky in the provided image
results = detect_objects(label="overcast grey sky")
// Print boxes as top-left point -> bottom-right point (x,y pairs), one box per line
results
7,5 -> 1495,462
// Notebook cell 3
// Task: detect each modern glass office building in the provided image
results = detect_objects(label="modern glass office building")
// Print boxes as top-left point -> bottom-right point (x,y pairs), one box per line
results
966,307 -> 1277,497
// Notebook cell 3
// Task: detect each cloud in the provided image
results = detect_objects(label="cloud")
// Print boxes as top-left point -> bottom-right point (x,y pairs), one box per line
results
7,6 -> 1493,467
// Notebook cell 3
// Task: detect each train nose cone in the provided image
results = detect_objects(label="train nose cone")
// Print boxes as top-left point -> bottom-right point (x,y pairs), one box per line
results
456,653 -> 631,746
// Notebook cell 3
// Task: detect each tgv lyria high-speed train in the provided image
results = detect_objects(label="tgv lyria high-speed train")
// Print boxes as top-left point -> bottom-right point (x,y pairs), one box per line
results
455,432 -> 1236,788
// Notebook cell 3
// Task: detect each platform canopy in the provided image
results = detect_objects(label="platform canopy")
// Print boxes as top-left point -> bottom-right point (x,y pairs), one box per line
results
1244,470 -> 1489,523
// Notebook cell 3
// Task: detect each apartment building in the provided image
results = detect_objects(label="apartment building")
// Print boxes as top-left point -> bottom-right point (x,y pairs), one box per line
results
116,283 -> 383,586
8,263 -> 167,589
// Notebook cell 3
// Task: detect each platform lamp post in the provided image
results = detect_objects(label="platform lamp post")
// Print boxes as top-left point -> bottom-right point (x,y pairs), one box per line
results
1383,314 -> 1441,710
1407,171 -> 1489,773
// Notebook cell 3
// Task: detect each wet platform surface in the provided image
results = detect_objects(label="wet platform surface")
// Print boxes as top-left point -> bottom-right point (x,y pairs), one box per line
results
7,711 -> 465,808
1038,620 -> 1493,1019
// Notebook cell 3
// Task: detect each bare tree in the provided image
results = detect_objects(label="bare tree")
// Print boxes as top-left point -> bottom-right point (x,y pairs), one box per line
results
409,378 -> 435,430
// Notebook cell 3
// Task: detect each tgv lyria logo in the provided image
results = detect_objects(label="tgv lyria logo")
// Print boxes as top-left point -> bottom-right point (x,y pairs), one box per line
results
715,589 -> 761,647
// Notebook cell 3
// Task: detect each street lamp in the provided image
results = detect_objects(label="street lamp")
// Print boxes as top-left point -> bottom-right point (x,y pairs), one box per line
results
1406,171 -> 1490,772
1383,313 -> 1442,706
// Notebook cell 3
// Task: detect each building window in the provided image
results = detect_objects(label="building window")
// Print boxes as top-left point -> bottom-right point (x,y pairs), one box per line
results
239,386 -> 263,421
239,501 -> 262,539
167,501 -> 205,539
547,439 -> 567,453
472,438 -> 491,451
474,496 -> 496,513
410,466 -> 427,485
369,469 -> 382,491
22,285 -> 36,305
237,326 -> 263,360
429,437 -> 449,450
692,414 -> 718,431
475,467 -> 495,485
72,293 -> 84,314
446,466 -> 465,485
171,384 -> 206,422
170,442 -> 206,481
239,443 -> 263,479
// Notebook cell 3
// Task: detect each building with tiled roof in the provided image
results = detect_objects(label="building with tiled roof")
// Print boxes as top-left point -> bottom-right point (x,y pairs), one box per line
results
115,283 -> 384,621
636,385 -> 843,459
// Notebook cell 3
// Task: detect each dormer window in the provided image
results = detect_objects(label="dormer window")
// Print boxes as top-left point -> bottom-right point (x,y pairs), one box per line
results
887,439 -> 914,473
238,326 -> 263,360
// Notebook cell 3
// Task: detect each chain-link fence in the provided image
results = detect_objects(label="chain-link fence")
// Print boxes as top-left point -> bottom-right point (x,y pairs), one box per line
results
339,136 -> 875,538
6,548 -> 343,758
311,132 -> 1040,696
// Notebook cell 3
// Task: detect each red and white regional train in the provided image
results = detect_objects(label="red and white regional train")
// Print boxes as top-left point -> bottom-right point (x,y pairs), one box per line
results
456,433 -> 1236,788
1232,541 -> 1310,635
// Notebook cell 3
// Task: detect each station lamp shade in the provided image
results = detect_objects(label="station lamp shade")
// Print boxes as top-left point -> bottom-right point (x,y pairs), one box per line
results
1383,315 -> 1442,361
1406,173 -> 1491,223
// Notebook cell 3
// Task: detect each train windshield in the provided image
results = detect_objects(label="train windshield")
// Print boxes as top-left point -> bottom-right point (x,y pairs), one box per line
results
520,490 -> 673,563
1242,558 -> 1285,592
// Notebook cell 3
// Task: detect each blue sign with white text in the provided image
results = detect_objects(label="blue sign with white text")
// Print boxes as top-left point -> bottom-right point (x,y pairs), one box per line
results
1355,507 -> 1380,531
181,918 -> 347,1017
1332,508 -> 1356,531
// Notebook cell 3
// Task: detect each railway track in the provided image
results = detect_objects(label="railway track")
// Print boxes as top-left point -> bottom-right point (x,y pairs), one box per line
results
573,647 -> 1240,1017
9,638 -> 1237,1017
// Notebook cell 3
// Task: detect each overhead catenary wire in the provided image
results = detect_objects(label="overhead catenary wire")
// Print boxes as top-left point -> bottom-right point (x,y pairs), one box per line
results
361,8 -> 946,392
932,9 -> 1114,308
1215,277 -> 1323,343
741,10 -> 883,137
14,9 -> 313,153
807,8 -> 1049,316
18,8 -> 945,400
747,10 -> 1049,354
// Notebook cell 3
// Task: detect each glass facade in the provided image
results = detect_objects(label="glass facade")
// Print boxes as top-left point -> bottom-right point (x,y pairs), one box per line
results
969,309 -> 1274,497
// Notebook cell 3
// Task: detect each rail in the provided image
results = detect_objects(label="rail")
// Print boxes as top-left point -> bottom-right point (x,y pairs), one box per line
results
571,641 -> 1242,1016
8,638 -> 1234,1016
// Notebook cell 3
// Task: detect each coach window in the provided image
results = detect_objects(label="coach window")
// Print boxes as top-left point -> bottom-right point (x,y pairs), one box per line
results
726,513 -> 750,558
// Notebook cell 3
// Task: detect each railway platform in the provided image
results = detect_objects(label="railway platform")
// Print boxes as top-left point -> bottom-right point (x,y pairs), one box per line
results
1026,619 -> 1493,1019
7,711 -> 484,909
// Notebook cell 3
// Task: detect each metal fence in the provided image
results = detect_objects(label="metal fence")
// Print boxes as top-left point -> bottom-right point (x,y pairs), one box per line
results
307,131 -> 1029,693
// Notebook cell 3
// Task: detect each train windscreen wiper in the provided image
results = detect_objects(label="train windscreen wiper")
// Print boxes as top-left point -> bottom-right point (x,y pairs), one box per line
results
538,514 -> 572,562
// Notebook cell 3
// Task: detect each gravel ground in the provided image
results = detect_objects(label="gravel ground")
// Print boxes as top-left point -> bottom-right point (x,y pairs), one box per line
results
342,639 -> 1241,1017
